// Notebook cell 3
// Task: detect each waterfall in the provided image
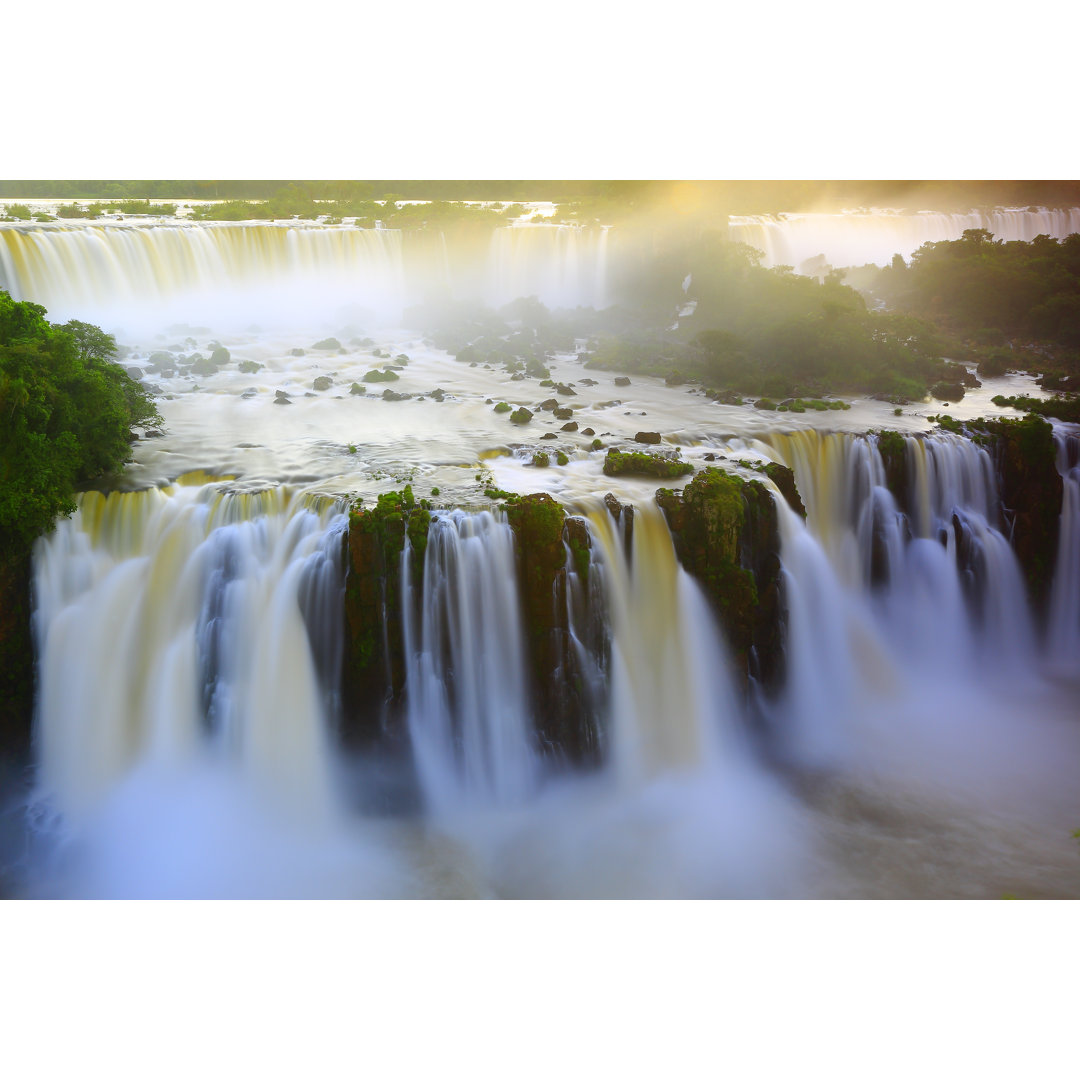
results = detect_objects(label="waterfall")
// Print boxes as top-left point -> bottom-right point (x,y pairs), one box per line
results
32,484 -> 347,825
728,207 -> 1080,272
0,220 -> 614,329
585,505 -> 741,782
402,510 -> 538,812
487,224 -> 611,309
0,222 -> 410,329
760,430 -> 1046,772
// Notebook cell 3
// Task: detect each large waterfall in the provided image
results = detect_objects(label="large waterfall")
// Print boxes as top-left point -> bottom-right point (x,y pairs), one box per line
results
0,220 -> 612,329
17,424 -> 1080,898
728,207 -> 1080,272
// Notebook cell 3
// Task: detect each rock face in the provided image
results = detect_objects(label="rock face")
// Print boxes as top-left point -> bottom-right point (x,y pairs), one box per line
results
505,494 -> 599,764
0,551 -> 33,754
656,467 -> 786,698
983,415 -> 1063,614
342,488 -> 430,747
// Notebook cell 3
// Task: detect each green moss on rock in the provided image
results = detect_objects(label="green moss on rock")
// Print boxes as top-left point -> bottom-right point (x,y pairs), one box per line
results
603,449 -> 694,479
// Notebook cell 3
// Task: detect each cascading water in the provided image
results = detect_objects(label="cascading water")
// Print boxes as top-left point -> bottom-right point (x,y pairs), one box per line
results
0,220 -> 614,331
585,505 -> 738,781
402,510 -> 538,812
728,207 -> 1080,272
32,484 -> 347,826
487,224 -> 610,309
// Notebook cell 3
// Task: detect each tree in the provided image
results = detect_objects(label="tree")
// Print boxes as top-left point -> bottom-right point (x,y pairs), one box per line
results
0,291 -> 161,556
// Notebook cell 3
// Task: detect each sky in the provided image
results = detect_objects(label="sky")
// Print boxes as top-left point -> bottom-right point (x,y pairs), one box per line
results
5,2 -> 1076,180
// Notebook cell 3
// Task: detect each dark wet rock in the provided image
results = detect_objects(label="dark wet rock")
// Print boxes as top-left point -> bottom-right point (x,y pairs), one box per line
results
553,382 -> 576,396
762,462 -> 806,519
553,407 -> 573,421
430,388 -> 446,402
704,453 -> 716,461
313,376 -> 333,391
504,495 -> 599,764
382,389 -> 410,402
343,488 -> 431,747
238,360 -> 261,374
0,551 -> 34,753
614,376 -> 631,387
634,431 -> 662,445
561,421 -> 579,432
540,432 -> 558,441
579,378 -> 598,386
538,398 -> 560,412
210,346 -> 230,366
350,382 -> 365,395
125,366 -> 144,380
364,369 -> 399,382
581,427 -> 595,436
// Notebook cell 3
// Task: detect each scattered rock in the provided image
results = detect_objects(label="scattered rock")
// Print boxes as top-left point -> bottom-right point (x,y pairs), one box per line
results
561,421 -> 579,432
238,360 -> 261,374
635,431 -> 662,444
312,337 -> 342,350
614,376 -> 631,387
313,376 -> 333,391
540,432 -> 558,441
510,407 -> 534,425
553,407 -> 573,421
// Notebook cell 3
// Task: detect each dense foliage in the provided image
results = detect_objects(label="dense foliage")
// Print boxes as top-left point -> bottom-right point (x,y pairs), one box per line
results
0,291 -> 161,555
587,234 -> 953,400
874,230 -> 1080,346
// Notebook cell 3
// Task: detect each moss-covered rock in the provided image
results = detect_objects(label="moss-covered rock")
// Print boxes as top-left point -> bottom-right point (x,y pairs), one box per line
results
504,494 -> 599,761
363,368 -> 399,382
874,430 -> 909,514
603,449 -> 693,479
982,415 -> 1062,613
510,407 -> 533,425
342,487 -> 430,746
656,467 -> 785,697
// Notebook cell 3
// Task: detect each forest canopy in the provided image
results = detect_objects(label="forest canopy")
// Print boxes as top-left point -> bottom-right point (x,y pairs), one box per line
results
0,291 -> 161,556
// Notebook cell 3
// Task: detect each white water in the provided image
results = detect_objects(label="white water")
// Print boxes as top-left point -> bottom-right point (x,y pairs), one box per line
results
403,511 -> 537,812
728,207 -> 1080,272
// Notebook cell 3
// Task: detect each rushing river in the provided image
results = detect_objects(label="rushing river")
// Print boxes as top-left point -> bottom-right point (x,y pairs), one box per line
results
2,216 -> 1078,898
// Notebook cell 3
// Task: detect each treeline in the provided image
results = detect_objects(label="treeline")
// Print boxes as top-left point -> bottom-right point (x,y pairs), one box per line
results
872,229 -> 1080,384
4,180 -> 1079,214
589,233 -> 952,401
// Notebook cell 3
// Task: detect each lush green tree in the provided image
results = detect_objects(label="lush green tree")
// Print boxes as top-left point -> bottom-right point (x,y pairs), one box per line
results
0,292 -> 161,556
